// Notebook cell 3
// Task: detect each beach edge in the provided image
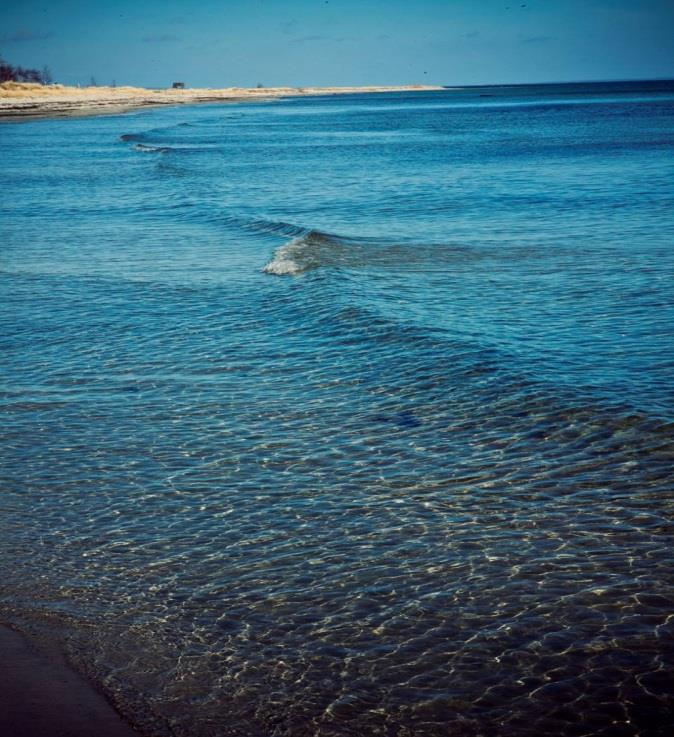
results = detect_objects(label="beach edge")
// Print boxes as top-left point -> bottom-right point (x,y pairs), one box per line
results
0,623 -> 145,737
0,84 -> 445,122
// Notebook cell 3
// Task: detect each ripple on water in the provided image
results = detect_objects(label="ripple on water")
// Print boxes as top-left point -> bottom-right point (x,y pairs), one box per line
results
2,83 -> 674,737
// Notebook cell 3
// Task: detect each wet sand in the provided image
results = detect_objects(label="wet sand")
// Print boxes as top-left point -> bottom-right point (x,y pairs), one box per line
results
0,625 -> 142,737
0,82 -> 443,121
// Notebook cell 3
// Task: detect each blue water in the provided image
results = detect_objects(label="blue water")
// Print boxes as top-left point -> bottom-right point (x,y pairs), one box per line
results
1,81 -> 674,737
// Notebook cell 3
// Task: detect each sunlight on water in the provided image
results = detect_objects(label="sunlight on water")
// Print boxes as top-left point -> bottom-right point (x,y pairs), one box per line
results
1,82 -> 674,737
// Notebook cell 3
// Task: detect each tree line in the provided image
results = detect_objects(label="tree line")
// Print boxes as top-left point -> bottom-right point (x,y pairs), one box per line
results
0,55 -> 53,84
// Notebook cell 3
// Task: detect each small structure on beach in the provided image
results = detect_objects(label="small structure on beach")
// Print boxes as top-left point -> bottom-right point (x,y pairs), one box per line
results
172,81 -> 185,89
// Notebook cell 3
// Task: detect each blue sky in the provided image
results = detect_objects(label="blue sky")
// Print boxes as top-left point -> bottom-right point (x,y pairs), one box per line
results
1,0 -> 673,88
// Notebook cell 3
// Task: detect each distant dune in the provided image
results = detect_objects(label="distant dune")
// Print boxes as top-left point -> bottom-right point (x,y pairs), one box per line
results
0,81 -> 443,120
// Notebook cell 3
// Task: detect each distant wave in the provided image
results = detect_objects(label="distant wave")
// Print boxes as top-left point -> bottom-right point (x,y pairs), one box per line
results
120,132 -> 172,153
245,218 -> 307,238
132,143 -> 172,154
119,126 -> 174,143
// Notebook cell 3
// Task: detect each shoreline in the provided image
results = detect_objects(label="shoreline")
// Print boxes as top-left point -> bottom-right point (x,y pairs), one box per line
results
0,78 -> 443,737
0,624 -> 142,737
0,82 -> 443,121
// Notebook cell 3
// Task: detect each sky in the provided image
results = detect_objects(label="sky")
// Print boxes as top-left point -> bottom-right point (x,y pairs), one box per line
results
1,0 -> 673,88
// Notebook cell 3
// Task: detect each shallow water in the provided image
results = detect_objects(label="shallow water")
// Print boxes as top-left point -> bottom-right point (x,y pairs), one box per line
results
1,81 -> 674,736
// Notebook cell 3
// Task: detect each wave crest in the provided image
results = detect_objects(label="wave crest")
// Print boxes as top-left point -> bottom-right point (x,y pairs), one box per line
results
262,230 -> 342,275
132,143 -> 171,154
261,227 -> 475,277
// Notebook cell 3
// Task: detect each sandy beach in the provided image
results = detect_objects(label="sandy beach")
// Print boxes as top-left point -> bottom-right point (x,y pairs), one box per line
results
0,81 -> 443,121
0,625 -> 141,737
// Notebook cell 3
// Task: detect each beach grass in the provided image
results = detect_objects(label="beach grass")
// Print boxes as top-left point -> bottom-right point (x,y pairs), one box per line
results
0,81 -> 442,120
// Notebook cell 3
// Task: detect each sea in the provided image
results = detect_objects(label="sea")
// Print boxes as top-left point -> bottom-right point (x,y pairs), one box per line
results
1,80 -> 674,737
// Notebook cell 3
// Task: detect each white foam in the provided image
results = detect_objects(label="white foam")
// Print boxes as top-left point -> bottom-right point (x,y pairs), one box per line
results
262,255 -> 303,275
262,239 -> 304,275
132,143 -> 170,153
262,230 -> 356,276
262,235 -> 316,276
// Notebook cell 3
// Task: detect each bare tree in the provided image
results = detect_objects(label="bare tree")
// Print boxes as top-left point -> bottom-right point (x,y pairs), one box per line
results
0,55 -> 50,84
0,56 -> 15,82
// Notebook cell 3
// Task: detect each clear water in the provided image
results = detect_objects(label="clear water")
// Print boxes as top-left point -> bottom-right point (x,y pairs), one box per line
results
1,81 -> 674,737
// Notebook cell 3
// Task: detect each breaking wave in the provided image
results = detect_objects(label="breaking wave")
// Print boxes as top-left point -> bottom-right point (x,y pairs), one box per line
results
262,230 -> 346,275
132,143 -> 172,154
262,227 -> 478,276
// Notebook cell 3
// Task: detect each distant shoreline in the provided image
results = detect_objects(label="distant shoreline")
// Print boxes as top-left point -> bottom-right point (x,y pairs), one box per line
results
0,82 -> 443,122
